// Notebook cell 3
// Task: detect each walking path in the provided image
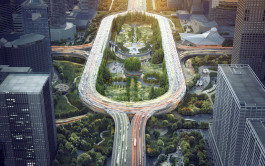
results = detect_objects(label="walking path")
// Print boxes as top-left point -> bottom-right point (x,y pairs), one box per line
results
63,95 -> 79,110
74,76 -> 81,84
152,0 -> 156,10
97,130 -> 109,145
109,0 -> 114,11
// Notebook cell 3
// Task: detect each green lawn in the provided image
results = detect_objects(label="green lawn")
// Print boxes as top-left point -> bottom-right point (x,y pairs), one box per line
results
66,90 -> 84,110
53,60 -> 84,83
105,85 -> 128,101
137,25 -> 153,43
138,82 -> 151,100
54,94 -> 78,116
142,63 -> 163,75
169,17 -> 183,33
116,24 -> 133,44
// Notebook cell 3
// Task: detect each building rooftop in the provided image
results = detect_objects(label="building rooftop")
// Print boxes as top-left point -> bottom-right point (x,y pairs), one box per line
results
0,66 -> 31,73
220,64 -> 265,107
180,27 -> 225,45
0,33 -> 44,48
22,0 -> 47,7
12,33 -> 44,47
176,10 -> 191,20
247,119 -> 265,150
0,74 -> 49,93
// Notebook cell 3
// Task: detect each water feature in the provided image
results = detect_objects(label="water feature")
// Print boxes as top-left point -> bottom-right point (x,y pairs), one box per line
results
146,76 -> 158,80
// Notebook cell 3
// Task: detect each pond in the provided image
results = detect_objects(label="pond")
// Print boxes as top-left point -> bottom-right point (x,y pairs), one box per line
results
146,76 -> 158,80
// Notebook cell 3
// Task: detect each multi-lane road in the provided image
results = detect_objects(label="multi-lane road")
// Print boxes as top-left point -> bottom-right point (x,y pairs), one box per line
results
107,111 -> 130,166
77,0 -> 186,165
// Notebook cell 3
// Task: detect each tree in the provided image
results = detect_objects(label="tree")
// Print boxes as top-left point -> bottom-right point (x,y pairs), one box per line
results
65,141 -> 74,154
78,153 -> 92,166
69,133 -> 81,147
153,130 -> 160,139
162,120 -> 169,127
201,101 -> 212,113
124,57 -> 141,71
52,160 -> 60,166
157,139 -> 164,146
80,140 -> 91,151
149,85 -> 155,99
81,128 -> 89,137
151,48 -> 164,64
146,134 -> 151,144
200,121 -> 209,129
184,157 -> 190,166
165,145 -> 175,154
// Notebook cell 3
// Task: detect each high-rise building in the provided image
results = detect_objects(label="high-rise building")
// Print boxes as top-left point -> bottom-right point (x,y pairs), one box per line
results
209,64 -> 265,166
231,0 -> 265,80
10,0 -> 27,33
0,0 -> 14,33
208,0 -> 238,26
167,0 -> 181,9
0,73 -> 57,166
49,0 -> 76,41
22,0 -> 50,41
241,118 -> 265,166
43,0 -> 52,18
0,33 -> 51,73
50,0 -> 66,28
22,0 -> 52,74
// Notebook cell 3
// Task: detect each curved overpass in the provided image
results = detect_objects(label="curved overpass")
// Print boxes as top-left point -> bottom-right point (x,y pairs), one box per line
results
78,12 -> 186,115
78,0 -> 186,164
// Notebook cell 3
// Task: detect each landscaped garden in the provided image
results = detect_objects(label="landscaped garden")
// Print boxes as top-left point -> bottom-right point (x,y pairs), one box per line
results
186,55 -> 231,91
177,93 -> 212,115
145,114 -> 210,165
96,12 -> 169,102
52,114 -> 114,166
53,60 -> 91,119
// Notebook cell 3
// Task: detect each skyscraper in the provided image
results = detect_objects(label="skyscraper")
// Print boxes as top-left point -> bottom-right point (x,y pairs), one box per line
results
22,0 -> 52,74
48,0 -> 76,41
0,33 -> 51,73
208,0 -> 238,26
232,0 -> 265,80
0,0 -> 14,33
50,0 -> 66,28
209,64 -> 265,166
10,0 -> 27,33
0,73 -> 57,166
43,0 -> 52,18
241,118 -> 265,166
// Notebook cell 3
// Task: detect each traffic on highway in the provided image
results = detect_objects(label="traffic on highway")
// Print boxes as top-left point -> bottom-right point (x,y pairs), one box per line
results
77,0 -> 186,165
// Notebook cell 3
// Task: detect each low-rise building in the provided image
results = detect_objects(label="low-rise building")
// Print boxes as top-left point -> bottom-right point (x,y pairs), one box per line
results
179,27 -> 224,46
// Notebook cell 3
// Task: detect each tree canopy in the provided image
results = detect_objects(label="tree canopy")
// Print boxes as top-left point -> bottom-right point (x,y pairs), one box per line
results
124,57 -> 141,71
96,47 -> 116,95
